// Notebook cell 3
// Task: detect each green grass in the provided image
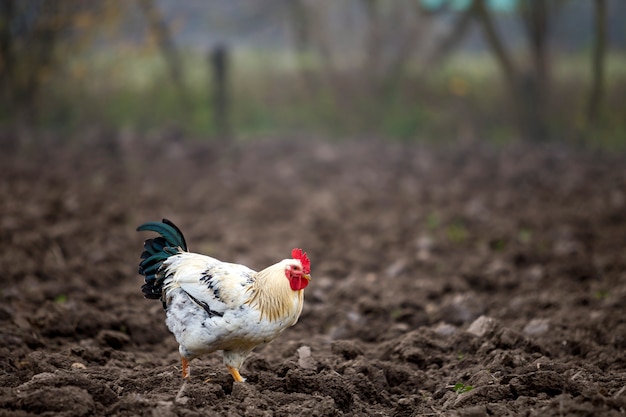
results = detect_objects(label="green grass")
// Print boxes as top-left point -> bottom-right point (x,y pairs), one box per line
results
594,289 -> 609,300
446,220 -> 468,244
453,383 -> 473,394
517,229 -> 532,244
426,213 -> 441,230
54,294 -> 68,303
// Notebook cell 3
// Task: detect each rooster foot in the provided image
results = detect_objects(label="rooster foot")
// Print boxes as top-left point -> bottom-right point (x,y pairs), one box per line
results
181,356 -> 190,379
227,365 -> 246,382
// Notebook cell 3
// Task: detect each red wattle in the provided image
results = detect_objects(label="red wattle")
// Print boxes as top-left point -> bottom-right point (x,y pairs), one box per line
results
290,276 -> 309,291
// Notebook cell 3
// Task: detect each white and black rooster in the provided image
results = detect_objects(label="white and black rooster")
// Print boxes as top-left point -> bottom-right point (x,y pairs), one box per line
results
137,219 -> 311,382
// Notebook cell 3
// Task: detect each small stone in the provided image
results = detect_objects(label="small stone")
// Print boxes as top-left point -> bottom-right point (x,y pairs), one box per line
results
523,318 -> 550,336
297,345 -> 316,370
435,322 -> 457,336
467,316 -> 499,337
440,294 -> 485,325
386,259 -> 407,278
525,265 -> 544,281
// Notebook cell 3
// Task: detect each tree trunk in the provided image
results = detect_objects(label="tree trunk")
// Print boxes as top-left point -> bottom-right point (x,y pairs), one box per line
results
137,0 -> 188,111
0,0 -> 15,119
520,0 -> 550,141
425,7 -> 474,72
472,0 -> 527,138
587,0 -> 607,126
210,45 -> 231,141
472,0 -> 517,95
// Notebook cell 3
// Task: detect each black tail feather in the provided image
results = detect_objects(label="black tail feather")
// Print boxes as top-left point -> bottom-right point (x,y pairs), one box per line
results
137,218 -> 188,302
137,219 -> 188,252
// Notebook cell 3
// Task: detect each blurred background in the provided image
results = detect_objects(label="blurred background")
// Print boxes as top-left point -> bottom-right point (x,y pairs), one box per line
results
1,0 -> 625,147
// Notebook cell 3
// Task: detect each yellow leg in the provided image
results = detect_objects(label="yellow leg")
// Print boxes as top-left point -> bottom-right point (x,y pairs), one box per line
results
181,356 -> 190,379
226,365 -> 245,382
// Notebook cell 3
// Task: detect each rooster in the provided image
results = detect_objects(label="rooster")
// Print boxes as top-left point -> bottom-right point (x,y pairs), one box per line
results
137,219 -> 311,382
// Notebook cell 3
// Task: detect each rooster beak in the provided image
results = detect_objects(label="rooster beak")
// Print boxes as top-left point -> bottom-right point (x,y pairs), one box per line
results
304,274 -> 311,281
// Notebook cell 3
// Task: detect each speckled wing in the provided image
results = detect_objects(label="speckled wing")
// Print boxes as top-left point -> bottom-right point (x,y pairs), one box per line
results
161,252 -> 257,316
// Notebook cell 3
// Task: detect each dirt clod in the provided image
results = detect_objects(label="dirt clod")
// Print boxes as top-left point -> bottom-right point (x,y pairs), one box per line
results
2,138 -> 625,416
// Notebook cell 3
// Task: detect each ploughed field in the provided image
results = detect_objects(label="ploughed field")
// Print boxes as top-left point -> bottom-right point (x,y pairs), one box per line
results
1,134 -> 625,416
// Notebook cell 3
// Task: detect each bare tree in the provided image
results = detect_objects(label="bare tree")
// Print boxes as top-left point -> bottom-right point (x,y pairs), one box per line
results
472,0 -> 518,94
587,0 -> 607,126
137,0 -> 189,111
424,6 -> 474,72
210,45 -> 231,141
0,0 -> 127,127
519,0 -> 550,141
0,1 -> 64,122
472,0 -> 553,141
284,0 -> 432,133
0,0 -> 16,117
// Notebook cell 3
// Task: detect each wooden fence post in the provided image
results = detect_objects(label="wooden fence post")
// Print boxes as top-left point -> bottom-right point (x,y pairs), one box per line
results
210,44 -> 231,141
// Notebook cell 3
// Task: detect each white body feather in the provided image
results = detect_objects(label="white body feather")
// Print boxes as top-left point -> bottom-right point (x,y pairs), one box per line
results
160,252 -> 304,370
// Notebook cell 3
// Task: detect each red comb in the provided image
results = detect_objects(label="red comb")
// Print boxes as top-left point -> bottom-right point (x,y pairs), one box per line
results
291,248 -> 310,274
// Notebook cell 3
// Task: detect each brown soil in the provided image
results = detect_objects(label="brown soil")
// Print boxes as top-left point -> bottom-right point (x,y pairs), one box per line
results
1,134 -> 626,416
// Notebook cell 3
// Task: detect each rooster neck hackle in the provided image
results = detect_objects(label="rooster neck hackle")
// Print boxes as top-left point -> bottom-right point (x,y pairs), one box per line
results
245,262 -> 304,323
